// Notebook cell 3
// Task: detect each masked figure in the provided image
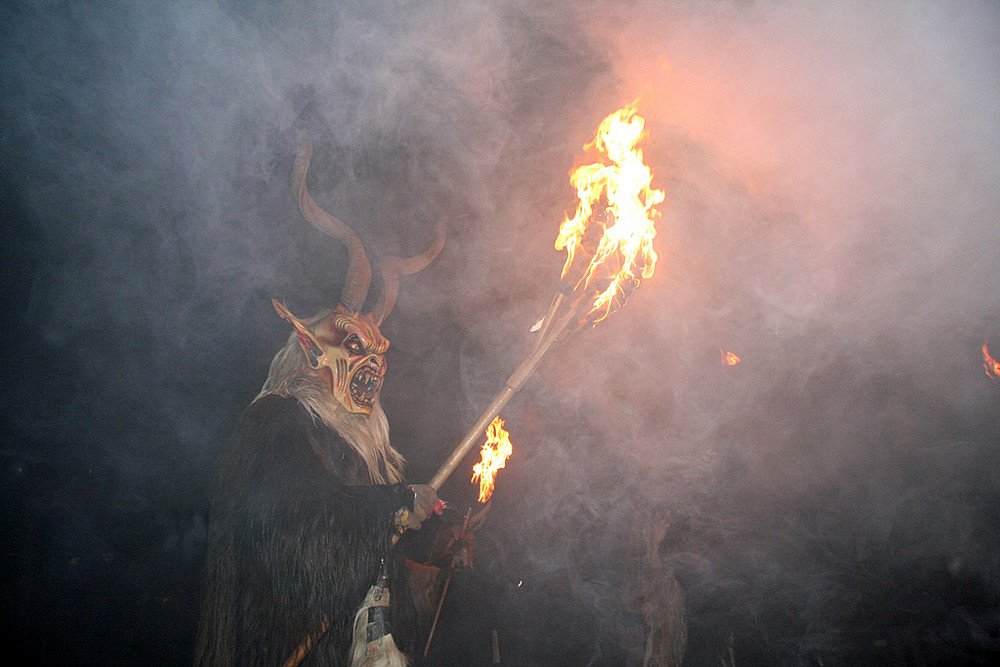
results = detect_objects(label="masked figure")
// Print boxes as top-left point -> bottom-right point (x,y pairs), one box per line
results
195,132 -> 445,666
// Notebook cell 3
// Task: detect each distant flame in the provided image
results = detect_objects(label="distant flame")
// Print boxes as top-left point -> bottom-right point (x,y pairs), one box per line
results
721,348 -> 741,366
472,416 -> 513,503
984,342 -> 1000,379
555,102 -> 664,323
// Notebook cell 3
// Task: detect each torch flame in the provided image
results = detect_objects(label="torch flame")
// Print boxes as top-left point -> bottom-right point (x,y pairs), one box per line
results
984,342 -> 1000,379
471,416 -> 514,503
556,102 -> 664,323
722,348 -> 741,366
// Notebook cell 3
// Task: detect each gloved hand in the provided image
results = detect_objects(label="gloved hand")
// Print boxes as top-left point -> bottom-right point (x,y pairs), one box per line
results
394,484 -> 443,532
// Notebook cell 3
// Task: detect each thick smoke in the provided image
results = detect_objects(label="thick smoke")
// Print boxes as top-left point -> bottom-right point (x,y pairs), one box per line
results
1,0 -> 998,663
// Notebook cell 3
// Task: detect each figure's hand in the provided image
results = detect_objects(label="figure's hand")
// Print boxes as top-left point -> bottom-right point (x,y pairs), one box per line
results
410,484 -> 442,523
395,484 -> 443,532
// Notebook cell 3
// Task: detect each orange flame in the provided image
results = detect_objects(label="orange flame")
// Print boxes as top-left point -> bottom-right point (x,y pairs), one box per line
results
556,102 -> 664,323
721,348 -> 741,366
471,416 -> 514,503
984,342 -> 1000,379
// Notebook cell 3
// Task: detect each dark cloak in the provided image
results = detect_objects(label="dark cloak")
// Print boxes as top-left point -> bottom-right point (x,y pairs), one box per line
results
195,394 -> 416,666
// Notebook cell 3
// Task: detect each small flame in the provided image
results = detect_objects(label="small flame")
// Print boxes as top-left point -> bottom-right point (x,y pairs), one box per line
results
556,102 -> 664,323
721,348 -> 741,366
472,416 -> 514,503
984,342 -> 1000,379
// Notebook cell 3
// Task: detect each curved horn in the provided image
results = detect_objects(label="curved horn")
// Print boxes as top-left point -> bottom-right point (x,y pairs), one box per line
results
291,130 -> 372,312
372,217 -> 447,324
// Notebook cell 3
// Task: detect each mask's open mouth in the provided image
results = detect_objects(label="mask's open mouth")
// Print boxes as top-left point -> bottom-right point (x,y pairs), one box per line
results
350,365 -> 383,407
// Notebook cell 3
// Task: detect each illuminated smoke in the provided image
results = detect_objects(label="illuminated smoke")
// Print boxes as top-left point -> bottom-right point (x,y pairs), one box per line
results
1,0 -> 998,663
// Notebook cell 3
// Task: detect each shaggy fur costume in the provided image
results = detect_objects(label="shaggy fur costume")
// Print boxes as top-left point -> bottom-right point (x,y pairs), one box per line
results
194,391 -> 417,665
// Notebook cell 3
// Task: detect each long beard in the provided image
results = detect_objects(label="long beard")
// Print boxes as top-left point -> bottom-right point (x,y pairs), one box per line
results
255,335 -> 406,484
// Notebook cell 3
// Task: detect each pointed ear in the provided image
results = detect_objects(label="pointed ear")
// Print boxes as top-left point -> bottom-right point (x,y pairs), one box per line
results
272,298 -> 319,353
271,298 -> 296,322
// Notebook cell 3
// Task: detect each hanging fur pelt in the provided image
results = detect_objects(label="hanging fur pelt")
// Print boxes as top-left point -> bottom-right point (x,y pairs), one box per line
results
195,336 -> 419,666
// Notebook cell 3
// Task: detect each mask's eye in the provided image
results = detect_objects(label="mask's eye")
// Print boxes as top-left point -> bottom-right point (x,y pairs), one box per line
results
344,334 -> 364,355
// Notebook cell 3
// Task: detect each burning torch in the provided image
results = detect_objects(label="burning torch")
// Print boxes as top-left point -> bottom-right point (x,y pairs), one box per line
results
985,339 -> 1000,379
427,101 -> 664,493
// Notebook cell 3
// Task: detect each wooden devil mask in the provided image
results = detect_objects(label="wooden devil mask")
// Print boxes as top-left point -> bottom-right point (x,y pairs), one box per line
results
273,300 -> 389,415
277,131 -> 444,415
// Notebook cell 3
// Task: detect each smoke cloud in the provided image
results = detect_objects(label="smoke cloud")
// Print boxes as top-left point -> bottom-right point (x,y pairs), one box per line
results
1,0 -> 998,663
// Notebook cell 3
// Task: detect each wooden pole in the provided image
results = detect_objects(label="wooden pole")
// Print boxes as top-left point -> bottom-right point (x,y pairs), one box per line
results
427,301 -> 581,491
423,509 -> 472,657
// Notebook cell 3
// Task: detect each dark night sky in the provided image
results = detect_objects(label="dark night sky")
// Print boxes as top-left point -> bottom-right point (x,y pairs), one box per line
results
2,1 -> 999,665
